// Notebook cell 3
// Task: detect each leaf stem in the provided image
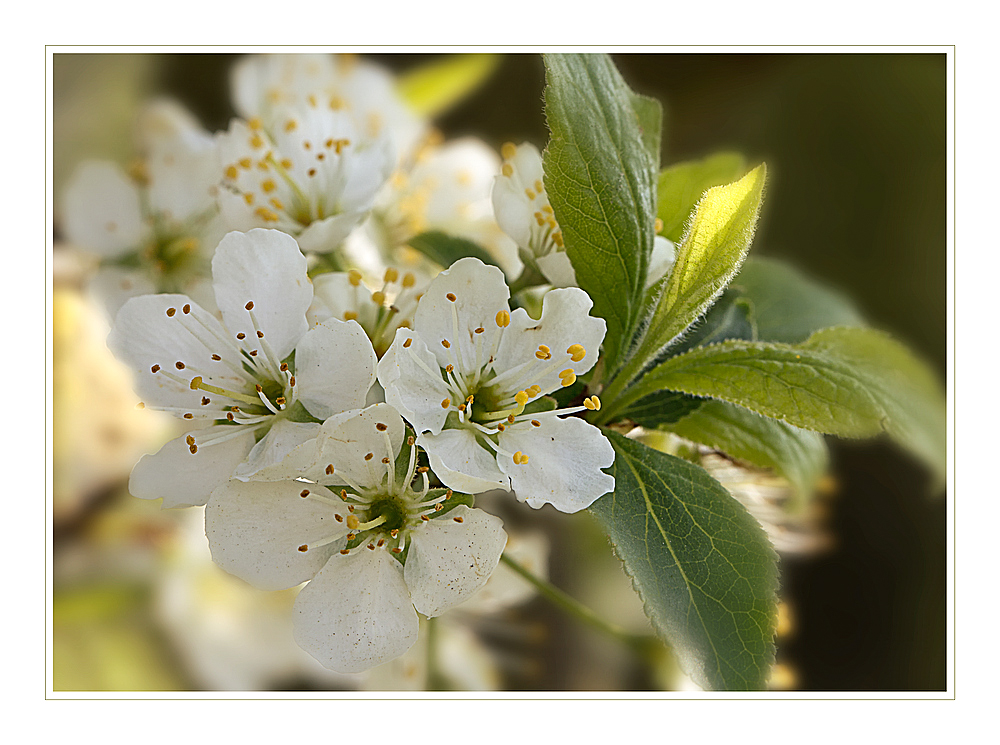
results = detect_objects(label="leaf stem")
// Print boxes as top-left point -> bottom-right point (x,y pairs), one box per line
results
500,552 -> 654,653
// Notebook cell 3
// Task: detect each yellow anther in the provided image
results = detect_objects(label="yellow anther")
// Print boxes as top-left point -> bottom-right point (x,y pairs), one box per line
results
384,267 -> 399,283
403,338 -> 413,348
298,544 -> 308,552
402,272 -> 416,288
501,142 -> 517,160
348,269 -> 363,287
527,385 -> 542,397
525,188 -> 536,200
280,158 -> 293,169
225,165 -> 239,180
560,372 -> 577,387
248,117 -> 263,130
261,179 -> 276,193
250,134 -> 264,149
514,390 -> 529,406
502,163 -> 514,177
270,197 -> 284,211
372,291 -> 386,305
254,207 -> 279,223
542,204 -> 554,214
534,179 -> 544,193
531,419 -> 541,427
284,119 -> 298,132
584,395 -> 602,411
513,451 -> 530,465
307,94 -> 317,108
441,398 -> 451,409
329,95 -> 345,110
535,212 -> 546,226
567,344 -> 586,362
243,192 -> 255,205
552,232 -> 564,247
343,311 -> 358,321
537,344 -> 551,357
346,514 -> 360,530
238,157 -> 252,169
507,413 -> 516,424
333,138 -> 351,154
496,310 -> 510,328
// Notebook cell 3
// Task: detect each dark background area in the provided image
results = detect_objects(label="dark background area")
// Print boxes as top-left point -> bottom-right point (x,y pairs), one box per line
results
76,52 -> 950,691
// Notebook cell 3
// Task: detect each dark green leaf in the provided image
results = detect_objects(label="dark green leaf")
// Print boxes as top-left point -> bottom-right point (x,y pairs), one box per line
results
657,152 -> 747,242
732,257 -> 866,343
621,389 -> 704,428
542,53 -> 658,373
406,231 -> 499,269
590,432 -> 778,690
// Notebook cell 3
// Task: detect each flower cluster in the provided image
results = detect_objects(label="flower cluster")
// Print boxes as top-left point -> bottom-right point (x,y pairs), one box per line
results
75,54 -> 617,675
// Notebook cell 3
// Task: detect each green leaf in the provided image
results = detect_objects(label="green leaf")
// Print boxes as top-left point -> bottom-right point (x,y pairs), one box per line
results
542,53 -> 659,373
616,327 -> 946,480
628,92 -> 663,168
666,400 -> 829,501
733,256 -> 866,343
657,152 -> 747,242
406,231 -> 499,269
590,432 -> 778,691
600,165 -> 766,412
397,54 -> 501,118
621,389 -> 704,429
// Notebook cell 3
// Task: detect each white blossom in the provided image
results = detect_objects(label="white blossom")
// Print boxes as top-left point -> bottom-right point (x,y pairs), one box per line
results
308,268 -> 422,359
215,109 -> 394,254
230,53 -> 425,167
377,257 -> 615,512
205,403 -> 507,673
61,101 -> 224,315
108,229 -> 377,507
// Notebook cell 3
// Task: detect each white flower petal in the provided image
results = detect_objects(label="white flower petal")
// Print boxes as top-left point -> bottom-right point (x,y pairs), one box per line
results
212,229 -> 311,360
314,404 -> 404,491
404,505 -> 507,617
62,161 -> 149,257
108,294 -> 244,410
129,427 -> 256,508
308,273 -> 374,328
419,429 -> 509,494
493,288 -> 606,394
378,328 -> 451,435
293,548 -> 419,673
413,257 -> 510,372
294,318 -> 376,419
491,173 -> 534,249
232,419 -> 321,481
647,236 -> 677,289
498,416 -> 615,513
206,479 -> 348,591
536,251 -> 578,288
296,212 -> 367,253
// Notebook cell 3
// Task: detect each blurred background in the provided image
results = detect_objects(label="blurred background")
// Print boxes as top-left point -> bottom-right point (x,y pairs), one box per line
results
51,51 -> 947,691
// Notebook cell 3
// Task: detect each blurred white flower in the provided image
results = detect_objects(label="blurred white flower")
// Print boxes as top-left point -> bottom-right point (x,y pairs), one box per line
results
108,229 -> 377,507
230,53 -> 425,166
347,136 -> 520,279
215,110 -> 393,253
205,403 -> 507,673
61,100 -> 224,316
378,257 -> 615,512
